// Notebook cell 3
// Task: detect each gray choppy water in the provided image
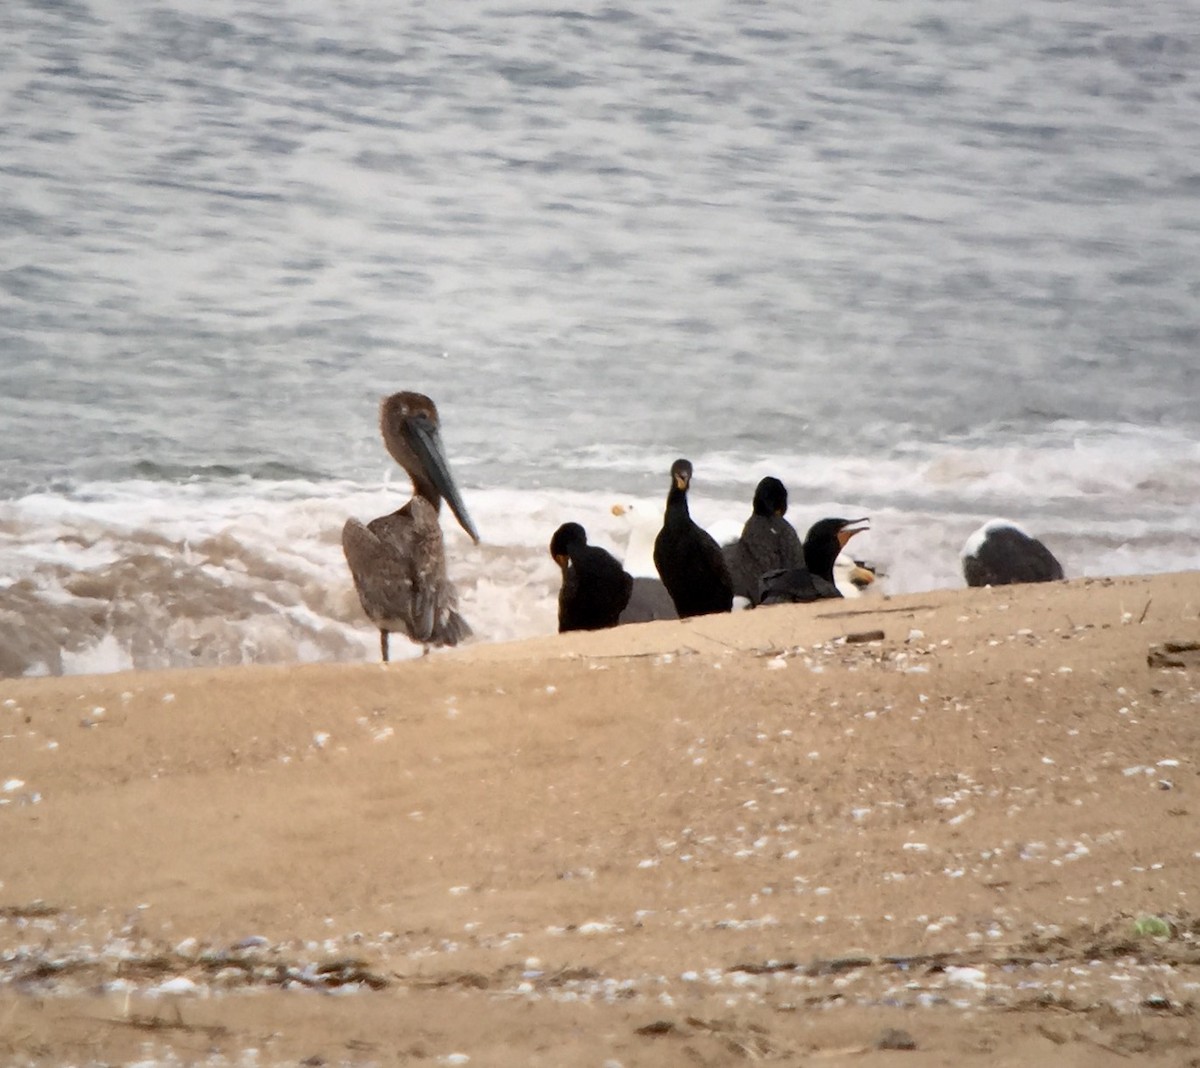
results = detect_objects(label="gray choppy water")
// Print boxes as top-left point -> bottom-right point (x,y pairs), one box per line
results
4,0 -> 1200,490
1,0 -> 1198,675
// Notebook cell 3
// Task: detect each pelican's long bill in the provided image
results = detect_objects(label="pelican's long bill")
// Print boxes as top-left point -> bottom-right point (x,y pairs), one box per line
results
406,414 -> 481,544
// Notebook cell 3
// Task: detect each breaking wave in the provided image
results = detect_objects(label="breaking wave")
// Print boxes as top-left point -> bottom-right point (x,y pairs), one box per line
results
1,424 -> 1196,678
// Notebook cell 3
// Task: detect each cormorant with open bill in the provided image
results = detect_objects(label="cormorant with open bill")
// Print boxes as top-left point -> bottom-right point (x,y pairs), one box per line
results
759,517 -> 869,605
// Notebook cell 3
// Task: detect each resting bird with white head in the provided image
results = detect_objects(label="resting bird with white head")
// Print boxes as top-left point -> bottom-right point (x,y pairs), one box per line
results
342,391 -> 480,662
961,519 -> 1064,587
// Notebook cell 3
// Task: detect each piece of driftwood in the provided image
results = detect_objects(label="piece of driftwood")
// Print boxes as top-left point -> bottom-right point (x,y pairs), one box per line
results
844,629 -> 885,644
1148,640 -> 1200,669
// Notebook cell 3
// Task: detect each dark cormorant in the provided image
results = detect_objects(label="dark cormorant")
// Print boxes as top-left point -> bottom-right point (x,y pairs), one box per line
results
342,392 -> 479,661
550,522 -> 634,632
961,519 -> 1064,587
722,476 -> 806,603
653,458 -> 734,618
759,517 -> 869,604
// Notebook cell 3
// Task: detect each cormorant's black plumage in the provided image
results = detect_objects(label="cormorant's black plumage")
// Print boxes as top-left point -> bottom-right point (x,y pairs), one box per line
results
759,517 -> 869,605
550,522 -> 634,632
653,459 -> 734,618
723,476 -> 805,603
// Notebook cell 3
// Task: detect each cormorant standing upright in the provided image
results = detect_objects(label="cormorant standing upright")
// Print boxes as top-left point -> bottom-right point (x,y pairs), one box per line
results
653,458 -> 734,618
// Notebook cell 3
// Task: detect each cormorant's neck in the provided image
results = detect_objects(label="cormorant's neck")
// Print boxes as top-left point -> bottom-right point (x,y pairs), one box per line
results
803,538 -> 838,583
664,484 -> 691,526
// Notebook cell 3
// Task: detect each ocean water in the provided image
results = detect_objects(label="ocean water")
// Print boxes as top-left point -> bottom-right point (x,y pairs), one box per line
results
1,0 -> 1198,676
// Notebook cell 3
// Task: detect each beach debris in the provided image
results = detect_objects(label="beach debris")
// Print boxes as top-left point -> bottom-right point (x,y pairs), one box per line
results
876,1027 -> 918,1050
635,1019 -> 680,1036
1147,640 -> 1200,669
845,629 -> 885,644
150,975 -> 199,997
230,935 -> 269,951
0,901 -> 60,920
945,965 -> 988,989
1132,915 -> 1171,939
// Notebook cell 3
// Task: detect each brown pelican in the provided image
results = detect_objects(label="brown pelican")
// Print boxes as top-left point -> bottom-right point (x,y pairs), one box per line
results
549,522 -> 634,632
961,519 -> 1064,587
722,476 -> 805,603
342,392 -> 479,661
653,458 -> 734,618
759,517 -> 869,604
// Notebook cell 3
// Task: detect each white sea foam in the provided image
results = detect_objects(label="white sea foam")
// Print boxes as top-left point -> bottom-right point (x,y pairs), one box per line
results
0,420 -> 1196,679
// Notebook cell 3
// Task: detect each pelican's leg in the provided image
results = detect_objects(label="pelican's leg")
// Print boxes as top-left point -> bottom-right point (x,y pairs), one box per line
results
421,644 -> 430,657
380,630 -> 390,663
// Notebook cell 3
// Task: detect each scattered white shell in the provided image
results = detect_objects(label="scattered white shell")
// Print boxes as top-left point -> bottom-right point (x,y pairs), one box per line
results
231,935 -> 270,950
945,966 -> 987,989
152,976 -> 199,996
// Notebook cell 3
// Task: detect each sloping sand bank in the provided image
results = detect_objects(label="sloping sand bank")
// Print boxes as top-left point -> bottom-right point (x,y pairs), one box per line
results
2,573 -> 1199,1066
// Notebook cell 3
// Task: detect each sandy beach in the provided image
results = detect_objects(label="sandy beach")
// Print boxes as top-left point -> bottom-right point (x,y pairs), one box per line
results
2,572 -> 1198,1066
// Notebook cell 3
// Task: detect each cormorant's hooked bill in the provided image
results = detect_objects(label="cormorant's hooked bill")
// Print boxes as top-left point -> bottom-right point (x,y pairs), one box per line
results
835,517 -> 870,548
670,458 -> 693,491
